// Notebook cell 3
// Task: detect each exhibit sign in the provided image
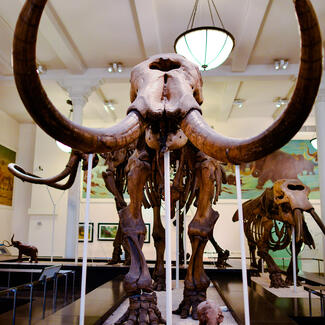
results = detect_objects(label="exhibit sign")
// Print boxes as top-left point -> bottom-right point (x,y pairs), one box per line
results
220,140 -> 319,200
0,144 -> 16,206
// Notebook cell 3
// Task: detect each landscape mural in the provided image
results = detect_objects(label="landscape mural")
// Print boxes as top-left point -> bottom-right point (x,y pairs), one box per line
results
220,140 -> 319,199
0,144 -> 16,206
83,140 -> 319,200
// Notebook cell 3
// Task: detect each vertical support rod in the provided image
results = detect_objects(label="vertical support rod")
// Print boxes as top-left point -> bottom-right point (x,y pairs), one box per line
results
42,280 -> 47,319
164,151 -> 172,325
235,165 -> 250,325
261,259 -> 264,274
176,201 -> 179,288
79,154 -> 93,325
183,212 -> 187,268
291,226 -> 297,292
28,284 -> 33,325
11,289 -> 17,325
50,204 -> 56,262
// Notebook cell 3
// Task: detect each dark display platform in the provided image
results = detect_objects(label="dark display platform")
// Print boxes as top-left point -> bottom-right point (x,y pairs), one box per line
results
0,258 -> 324,324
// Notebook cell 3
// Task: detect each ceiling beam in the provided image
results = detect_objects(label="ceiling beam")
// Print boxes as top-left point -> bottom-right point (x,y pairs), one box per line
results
0,16 -> 13,75
231,0 -> 270,72
0,63 -> 300,82
0,51 -> 12,75
130,0 -> 162,58
18,0 -> 86,74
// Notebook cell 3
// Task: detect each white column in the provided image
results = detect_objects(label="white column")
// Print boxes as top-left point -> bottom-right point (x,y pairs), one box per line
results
315,86 -> 325,273
58,79 -> 99,259
11,123 -> 36,242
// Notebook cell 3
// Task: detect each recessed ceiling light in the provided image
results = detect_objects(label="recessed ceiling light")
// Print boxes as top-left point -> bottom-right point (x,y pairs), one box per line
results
36,64 -> 47,74
273,59 -> 289,71
104,100 -> 116,111
107,62 -> 123,73
233,99 -> 245,108
274,97 -> 289,108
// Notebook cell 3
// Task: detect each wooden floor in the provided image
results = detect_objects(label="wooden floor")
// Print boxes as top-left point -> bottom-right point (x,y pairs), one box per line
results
38,279 -> 125,325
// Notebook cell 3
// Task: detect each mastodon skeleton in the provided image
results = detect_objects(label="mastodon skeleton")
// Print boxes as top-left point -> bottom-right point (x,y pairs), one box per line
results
233,179 -> 325,288
8,0 -> 322,322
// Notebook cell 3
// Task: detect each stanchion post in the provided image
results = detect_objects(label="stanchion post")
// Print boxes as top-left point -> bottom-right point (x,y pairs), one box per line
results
235,165 -> 250,325
79,154 -> 93,325
291,226 -> 297,292
164,150 -> 172,324
176,199 -> 180,289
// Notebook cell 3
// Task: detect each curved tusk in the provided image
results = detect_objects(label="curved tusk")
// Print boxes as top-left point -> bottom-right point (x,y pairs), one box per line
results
8,151 -> 82,190
13,0 -> 145,153
293,209 -> 303,242
181,0 -> 322,163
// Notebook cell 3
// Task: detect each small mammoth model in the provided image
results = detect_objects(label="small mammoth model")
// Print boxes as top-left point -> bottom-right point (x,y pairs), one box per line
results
4,235 -> 38,263
197,300 -> 224,325
233,179 -> 325,288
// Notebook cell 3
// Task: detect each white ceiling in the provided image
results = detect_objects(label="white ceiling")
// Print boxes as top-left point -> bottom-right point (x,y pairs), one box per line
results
0,0 -> 324,139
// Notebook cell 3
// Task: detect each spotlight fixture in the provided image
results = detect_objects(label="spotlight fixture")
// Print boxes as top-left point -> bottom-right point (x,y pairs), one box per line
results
103,100 -> 116,112
107,62 -> 123,73
174,0 -> 235,71
274,97 -> 289,108
233,99 -> 245,108
36,64 -> 47,74
310,138 -> 317,150
273,59 -> 289,71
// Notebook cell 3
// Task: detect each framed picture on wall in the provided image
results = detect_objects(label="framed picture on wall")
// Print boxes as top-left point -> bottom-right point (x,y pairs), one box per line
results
78,222 -> 94,242
144,223 -> 150,244
98,223 -> 119,241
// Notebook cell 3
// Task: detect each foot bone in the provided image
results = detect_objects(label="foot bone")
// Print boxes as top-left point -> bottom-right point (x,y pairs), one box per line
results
115,292 -> 166,325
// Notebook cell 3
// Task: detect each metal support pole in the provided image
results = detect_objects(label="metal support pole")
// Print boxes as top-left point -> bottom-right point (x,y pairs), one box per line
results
164,150 -> 172,325
235,165 -> 250,325
11,289 -> 17,325
42,280 -> 47,319
27,284 -> 33,325
72,271 -> 75,301
291,226 -> 297,292
183,212 -> 187,268
53,275 -> 58,312
79,154 -> 93,325
308,291 -> 312,316
261,259 -> 264,274
176,199 -> 180,289
64,273 -> 68,304
46,188 -> 65,262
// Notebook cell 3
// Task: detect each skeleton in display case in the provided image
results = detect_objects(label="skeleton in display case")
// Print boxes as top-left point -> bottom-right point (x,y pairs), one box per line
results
8,0 -> 322,322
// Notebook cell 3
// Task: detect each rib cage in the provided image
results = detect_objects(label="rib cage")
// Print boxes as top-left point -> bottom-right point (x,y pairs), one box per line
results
244,216 -> 291,251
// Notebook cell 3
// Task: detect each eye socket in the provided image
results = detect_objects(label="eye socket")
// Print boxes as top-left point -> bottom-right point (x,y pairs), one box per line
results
149,58 -> 181,72
287,184 -> 305,191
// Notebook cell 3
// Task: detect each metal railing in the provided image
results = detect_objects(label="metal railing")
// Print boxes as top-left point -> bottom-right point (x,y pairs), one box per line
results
0,267 -> 75,325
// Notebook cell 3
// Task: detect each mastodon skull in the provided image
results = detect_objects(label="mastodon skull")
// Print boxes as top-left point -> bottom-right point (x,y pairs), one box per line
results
272,179 -> 325,242
273,179 -> 313,211
128,54 -> 203,120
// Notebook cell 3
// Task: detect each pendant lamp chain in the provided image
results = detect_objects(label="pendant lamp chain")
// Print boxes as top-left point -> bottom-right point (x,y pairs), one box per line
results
187,0 -> 225,30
